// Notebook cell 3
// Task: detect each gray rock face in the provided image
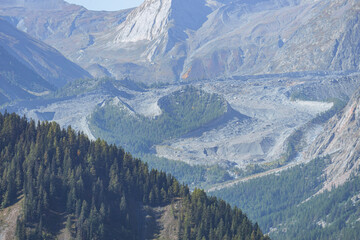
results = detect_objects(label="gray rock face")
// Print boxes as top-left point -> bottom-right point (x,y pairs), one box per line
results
267,0 -> 360,74
92,0 -> 360,82
183,0 -> 360,80
305,77 -> 360,191
74,0 -> 213,82
0,18 -> 91,87
3,0 -> 360,83
114,0 -> 211,43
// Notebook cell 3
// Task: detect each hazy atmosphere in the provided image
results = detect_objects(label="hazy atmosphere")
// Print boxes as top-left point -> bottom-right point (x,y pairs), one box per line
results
1,0 -> 360,239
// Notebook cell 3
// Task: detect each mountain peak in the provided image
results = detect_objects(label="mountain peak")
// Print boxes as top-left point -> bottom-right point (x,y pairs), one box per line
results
114,0 -> 172,43
114,0 -> 211,43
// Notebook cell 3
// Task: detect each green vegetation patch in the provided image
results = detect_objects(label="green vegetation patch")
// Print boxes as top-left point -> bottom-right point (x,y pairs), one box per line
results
53,78 -> 105,98
140,154 -> 234,189
140,154 -> 206,186
0,112 -> 268,240
211,157 -> 329,233
53,78 -> 136,99
212,156 -> 360,239
89,86 -> 228,153
270,175 -> 360,240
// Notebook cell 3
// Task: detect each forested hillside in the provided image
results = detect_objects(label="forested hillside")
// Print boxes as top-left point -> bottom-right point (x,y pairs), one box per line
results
212,157 -> 360,239
0,112 -> 268,240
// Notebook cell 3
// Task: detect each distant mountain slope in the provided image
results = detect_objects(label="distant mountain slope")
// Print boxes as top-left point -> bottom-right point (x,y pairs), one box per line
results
0,0 -> 66,9
0,18 -> 91,87
3,0 -> 360,83
72,0 -> 360,82
305,85 -> 360,191
0,112 -> 269,240
74,0 -> 214,82
0,0 -> 131,78
182,0 -> 360,80
0,45 -> 54,105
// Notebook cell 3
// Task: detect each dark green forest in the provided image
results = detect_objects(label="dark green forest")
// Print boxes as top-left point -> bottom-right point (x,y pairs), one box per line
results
212,157 -> 360,239
0,112 -> 268,240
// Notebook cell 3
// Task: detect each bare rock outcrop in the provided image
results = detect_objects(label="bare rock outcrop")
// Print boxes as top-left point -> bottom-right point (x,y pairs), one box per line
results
305,85 -> 360,191
3,0 -> 360,83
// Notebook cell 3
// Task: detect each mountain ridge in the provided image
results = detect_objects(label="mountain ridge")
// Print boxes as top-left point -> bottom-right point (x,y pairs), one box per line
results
2,0 -> 360,83
6,0 -> 360,83
0,45 -> 54,105
79,0 -> 360,82
0,18 -> 91,88
0,0 -> 131,78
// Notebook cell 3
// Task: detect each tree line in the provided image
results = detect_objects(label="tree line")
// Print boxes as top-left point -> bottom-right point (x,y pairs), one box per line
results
0,112 -> 268,240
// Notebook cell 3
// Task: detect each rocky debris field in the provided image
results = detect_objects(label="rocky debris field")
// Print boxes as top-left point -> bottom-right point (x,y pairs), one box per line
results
6,73 -> 360,170
156,76 -> 334,167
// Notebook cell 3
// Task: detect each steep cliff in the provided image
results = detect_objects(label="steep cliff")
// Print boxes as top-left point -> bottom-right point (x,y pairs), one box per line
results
305,80 -> 360,191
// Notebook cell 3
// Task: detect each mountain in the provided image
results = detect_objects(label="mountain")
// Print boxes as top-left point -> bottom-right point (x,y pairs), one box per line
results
113,0 -> 212,43
0,45 -> 54,105
181,0 -> 360,80
0,112 -> 269,240
208,81 -> 360,239
2,0 -> 360,83
68,0 -> 214,82
304,85 -> 360,192
208,82 -> 360,239
0,0 -> 132,78
0,18 -> 91,88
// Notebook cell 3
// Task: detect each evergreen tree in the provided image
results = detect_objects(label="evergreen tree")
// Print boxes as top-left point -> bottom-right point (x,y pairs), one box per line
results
0,112 -> 267,240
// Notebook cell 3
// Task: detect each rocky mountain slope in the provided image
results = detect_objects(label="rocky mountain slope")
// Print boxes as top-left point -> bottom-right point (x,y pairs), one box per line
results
2,0 -> 360,83
305,86 -> 360,191
183,0 -> 360,80
0,45 -> 54,105
0,0 -> 131,78
0,18 -> 91,88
